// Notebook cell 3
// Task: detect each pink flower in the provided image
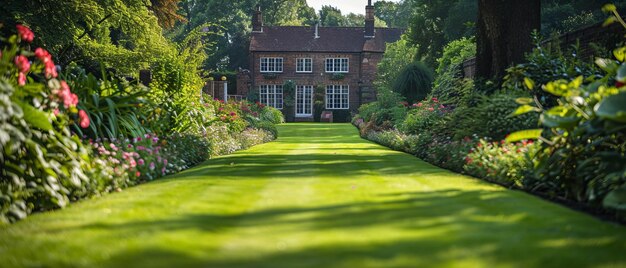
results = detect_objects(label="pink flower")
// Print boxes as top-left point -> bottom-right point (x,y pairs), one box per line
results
53,108 -> 60,116
431,97 -> 439,103
428,107 -> 434,111
17,72 -> 26,86
135,171 -> 141,177
34,48 -> 50,62
45,61 -> 58,78
78,110 -> 90,128
149,162 -> 155,170
163,159 -> 168,165
14,55 -> 30,73
417,102 -> 423,107
161,167 -> 166,175
34,48 -> 57,78
58,81 -> 78,108
16,25 -> 34,43
230,112 -> 236,116
138,159 -> 145,166
129,158 -> 137,168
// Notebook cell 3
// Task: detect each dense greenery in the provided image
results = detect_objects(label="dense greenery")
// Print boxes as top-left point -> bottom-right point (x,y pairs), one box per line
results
0,24 -> 282,223
355,4 -> 626,219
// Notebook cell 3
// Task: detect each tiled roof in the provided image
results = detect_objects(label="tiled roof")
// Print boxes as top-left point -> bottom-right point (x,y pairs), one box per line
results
250,26 -> 403,53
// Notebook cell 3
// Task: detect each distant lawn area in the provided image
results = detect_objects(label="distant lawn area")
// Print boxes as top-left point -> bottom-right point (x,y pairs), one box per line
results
0,123 -> 625,268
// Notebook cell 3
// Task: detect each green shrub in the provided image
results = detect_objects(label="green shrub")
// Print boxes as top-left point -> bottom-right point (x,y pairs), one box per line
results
508,8 -> 626,212
250,120 -> 278,138
64,65 -> 150,139
0,26 -> 95,223
393,61 -> 434,104
476,91 -> 539,140
260,107 -> 284,125
502,32 -> 601,107
165,133 -> 211,170
430,37 -> 476,105
400,98 -> 450,135
375,38 -> 419,90
237,128 -> 275,149
358,88 -> 407,127
464,139 -> 540,187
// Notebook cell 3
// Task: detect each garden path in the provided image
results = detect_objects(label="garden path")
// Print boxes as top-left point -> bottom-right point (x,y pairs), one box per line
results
1,123 -> 625,267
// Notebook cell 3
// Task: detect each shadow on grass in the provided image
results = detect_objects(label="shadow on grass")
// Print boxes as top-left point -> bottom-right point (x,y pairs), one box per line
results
91,189 -> 626,268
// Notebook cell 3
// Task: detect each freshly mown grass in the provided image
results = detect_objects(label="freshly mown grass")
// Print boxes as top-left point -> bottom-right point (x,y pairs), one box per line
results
0,123 -> 624,268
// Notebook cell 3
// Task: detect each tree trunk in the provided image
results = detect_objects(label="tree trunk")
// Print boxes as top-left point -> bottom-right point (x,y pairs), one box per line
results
476,0 -> 540,81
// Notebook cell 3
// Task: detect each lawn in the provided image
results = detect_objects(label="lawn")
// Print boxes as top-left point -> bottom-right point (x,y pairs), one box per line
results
0,123 -> 624,268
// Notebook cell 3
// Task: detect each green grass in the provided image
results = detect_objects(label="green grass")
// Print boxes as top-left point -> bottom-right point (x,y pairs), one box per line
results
1,123 -> 625,268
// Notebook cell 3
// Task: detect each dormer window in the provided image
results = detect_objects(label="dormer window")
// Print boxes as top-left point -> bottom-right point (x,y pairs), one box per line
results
260,57 -> 283,73
325,58 -> 349,73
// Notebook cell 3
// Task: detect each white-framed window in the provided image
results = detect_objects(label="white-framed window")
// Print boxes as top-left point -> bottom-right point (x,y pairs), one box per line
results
296,85 -> 313,116
296,58 -> 313,73
260,57 -> 283,73
325,58 -> 349,73
259,85 -> 283,109
326,85 -> 349,109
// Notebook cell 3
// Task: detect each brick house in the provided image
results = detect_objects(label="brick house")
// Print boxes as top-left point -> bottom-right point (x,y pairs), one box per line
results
236,0 -> 402,121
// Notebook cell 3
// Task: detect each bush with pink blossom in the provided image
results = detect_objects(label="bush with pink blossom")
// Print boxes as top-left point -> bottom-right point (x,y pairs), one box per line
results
0,25 -> 94,223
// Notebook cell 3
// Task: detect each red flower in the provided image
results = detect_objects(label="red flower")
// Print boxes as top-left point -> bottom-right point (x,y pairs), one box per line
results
230,112 -> 236,116
616,81 -> 625,88
431,97 -> 439,103
417,102 -> 423,107
78,110 -> 90,128
16,25 -> 34,43
17,72 -> 26,86
14,55 -> 30,73
135,171 -> 141,177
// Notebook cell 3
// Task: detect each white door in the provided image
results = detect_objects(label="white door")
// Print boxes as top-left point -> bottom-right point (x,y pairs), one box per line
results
296,85 -> 313,117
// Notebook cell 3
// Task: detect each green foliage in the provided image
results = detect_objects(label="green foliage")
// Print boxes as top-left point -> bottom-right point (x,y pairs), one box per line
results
165,133 -> 211,170
430,37 -> 476,105
400,98 -> 449,135
375,38 -> 418,91
393,61 -> 433,104
510,31 -> 626,211
476,91 -> 539,140
4,0 -> 178,76
0,29 -> 94,223
260,107 -> 285,125
503,33 -> 601,107
357,88 -> 406,127
464,140 -> 540,187
63,65 -> 150,139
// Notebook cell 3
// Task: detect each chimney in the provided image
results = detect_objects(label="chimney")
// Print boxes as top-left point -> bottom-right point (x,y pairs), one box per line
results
252,5 -> 263,33
365,0 -> 375,38
314,22 -> 320,39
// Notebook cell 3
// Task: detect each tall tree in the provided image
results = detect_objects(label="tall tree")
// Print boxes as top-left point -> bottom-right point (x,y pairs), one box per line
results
476,0 -> 540,81
319,5 -> 347,26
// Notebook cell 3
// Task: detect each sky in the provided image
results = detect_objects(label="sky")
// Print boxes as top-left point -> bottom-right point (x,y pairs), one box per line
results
306,0 -> 402,15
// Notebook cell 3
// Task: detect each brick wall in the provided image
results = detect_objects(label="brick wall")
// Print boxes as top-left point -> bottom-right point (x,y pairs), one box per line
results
243,51 -> 384,117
